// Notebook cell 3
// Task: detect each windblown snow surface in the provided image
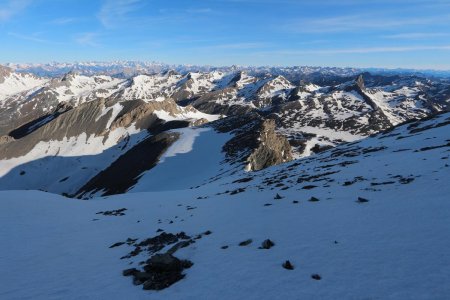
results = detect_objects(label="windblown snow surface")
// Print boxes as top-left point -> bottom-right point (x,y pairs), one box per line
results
1,113 -> 449,299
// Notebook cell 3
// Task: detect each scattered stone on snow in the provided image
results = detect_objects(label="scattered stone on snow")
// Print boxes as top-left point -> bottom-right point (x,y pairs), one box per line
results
357,197 -> 369,203
260,239 -> 275,249
282,260 -> 294,270
239,239 -> 253,246
302,185 -> 317,190
311,274 -> 322,280
118,231 -> 207,291
274,193 -> 283,200
96,208 -> 127,216
109,242 -> 125,248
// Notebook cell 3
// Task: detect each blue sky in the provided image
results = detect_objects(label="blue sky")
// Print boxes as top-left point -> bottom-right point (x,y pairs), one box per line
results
1,0 -> 450,69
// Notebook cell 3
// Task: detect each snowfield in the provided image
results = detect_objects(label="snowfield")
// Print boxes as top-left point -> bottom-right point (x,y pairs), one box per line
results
1,113 -> 449,299
130,127 -> 230,192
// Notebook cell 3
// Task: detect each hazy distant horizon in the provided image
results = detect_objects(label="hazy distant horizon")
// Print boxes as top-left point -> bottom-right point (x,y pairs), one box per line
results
3,61 -> 450,74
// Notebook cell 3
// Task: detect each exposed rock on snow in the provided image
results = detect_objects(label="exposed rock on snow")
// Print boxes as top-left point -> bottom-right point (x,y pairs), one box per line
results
117,231 -> 196,290
311,274 -> 322,280
214,114 -> 293,171
239,239 -> 253,246
141,253 -> 193,290
245,119 -> 293,171
260,239 -> 275,249
282,260 -> 294,270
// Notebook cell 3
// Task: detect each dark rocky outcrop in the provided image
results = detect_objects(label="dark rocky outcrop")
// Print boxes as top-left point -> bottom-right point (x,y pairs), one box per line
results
238,239 -> 253,246
130,253 -> 193,290
357,197 -> 369,203
122,253 -> 193,290
309,196 -> 320,202
260,239 -> 275,249
96,208 -> 127,216
282,260 -> 294,270
214,113 -> 292,171
355,74 -> 365,90
118,231 -> 198,291
245,119 -> 293,171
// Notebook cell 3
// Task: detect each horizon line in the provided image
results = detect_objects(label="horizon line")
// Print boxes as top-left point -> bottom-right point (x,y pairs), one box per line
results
2,61 -> 450,73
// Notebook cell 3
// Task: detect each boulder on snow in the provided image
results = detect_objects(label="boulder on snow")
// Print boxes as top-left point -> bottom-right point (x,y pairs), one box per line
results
274,193 -> 283,200
357,197 -> 369,203
260,239 -> 275,249
144,253 -> 183,273
238,239 -> 253,246
282,260 -> 294,270
124,253 -> 194,291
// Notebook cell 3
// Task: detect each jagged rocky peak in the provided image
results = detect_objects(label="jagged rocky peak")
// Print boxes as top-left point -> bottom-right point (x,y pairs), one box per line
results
0,65 -> 12,82
61,70 -> 80,82
228,71 -> 244,85
356,74 -> 365,90
185,72 -> 196,80
245,119 -> 293,171
163,69 -> 180,77
232,71 -> 258,88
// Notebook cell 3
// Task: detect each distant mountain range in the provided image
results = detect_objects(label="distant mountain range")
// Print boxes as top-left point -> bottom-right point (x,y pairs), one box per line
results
0,63 -> 449,197
4,61 -> 450,78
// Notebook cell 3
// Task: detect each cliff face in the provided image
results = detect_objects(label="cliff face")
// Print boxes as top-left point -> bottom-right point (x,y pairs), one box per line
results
0,65 -> 12,84
245,119 -> 293,171
215,114 -> 293,171
109,99 -> 199,131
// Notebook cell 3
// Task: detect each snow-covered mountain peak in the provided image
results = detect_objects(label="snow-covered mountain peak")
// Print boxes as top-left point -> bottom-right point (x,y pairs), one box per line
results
0,67 -> 48,101
257,75 -> 294,98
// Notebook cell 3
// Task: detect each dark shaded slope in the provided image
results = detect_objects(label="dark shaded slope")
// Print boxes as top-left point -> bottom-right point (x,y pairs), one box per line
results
75,132 -> 180,198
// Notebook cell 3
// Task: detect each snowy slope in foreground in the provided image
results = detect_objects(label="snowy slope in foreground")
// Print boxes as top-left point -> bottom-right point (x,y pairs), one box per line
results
0,113 -> 449,299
